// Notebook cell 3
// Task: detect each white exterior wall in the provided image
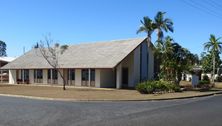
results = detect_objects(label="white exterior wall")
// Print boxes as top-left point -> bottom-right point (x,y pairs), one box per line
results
182,74 -> 192,81
43,69 -> 48,84
29,69 -> 34,84
95,69 -> 100,88
116,63 -> 122,89
201,73 -> 218,80
121,51 -> 134,87
133,46 -> 141,85
18,70 -> 21,79
63,69 -> 68,85
58,69 -> 63,85
75,69 -> 81,86
9,70 -> 16,84
182,73 -> 219,82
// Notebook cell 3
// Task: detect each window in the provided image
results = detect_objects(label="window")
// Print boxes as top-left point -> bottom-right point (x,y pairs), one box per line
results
68,69 -> 75,80
48,69 -> 51,79
48,69 -> 58,80
82,69 -> 88,81
52,69 -> 58,79
90,69 -> 95,81
21,69 -> 29,80
34,69 -> 43,79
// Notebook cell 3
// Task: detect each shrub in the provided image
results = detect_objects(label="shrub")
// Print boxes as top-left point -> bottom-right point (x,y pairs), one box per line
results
173,86 -> 182,92
216,76 -> 222,82
198,80 -> 211,91
199,80 -> 210,85
198,75 -> 210,88
199,84 -> 210,92
136,81 -> 181,94
136,82 -> 148,94
202,74 -> 210,81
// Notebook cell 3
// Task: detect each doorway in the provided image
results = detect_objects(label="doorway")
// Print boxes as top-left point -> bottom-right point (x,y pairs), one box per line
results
122,68 -> 128,88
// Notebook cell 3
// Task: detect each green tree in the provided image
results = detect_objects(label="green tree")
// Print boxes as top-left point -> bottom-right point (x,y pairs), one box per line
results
0,40 -> 7,56
201,51 -> 222,74
154,11 -> 174,46
204,34 -> 222,83
172,43 -> 198,84
137,16 -> 155,46
158,36 -> 197,84
153,11 -> 174,78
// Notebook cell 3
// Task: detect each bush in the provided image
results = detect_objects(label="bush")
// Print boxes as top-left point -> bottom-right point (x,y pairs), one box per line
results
199,84 -> 211,92
199,80 -> 210,85
135,82 -> 148,94
216,76 -> 222,82
198,75 -> 210,88
202,74 -> 210,81
198,79 -> 211,91
136,81 -> 181,94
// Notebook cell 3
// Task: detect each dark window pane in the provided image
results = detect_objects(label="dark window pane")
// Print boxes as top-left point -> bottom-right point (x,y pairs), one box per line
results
48,69 -> 51,79
82,69 -> 88,81
52,69 -> 58,79
90,69 -> 95,81
35,69 -> 43,79
68,69 -> 75,80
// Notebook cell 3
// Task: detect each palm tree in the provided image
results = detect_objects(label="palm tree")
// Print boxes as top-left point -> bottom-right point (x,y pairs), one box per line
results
154,11 -> 174,46
204,34 -> 222,83
137,16 -> 155,47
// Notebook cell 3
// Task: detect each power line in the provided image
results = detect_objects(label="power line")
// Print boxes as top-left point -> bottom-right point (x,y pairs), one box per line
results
209,0 -> 222,9
181,0 -> 222,20
191,0 -> 222,17
203,0 -> 222,11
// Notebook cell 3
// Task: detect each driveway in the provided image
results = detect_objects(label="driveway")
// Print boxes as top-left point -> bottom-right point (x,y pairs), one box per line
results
0,95 -> 222,126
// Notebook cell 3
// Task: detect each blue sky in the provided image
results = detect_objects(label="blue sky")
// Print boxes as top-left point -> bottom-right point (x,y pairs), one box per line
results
0,0 -> 222,57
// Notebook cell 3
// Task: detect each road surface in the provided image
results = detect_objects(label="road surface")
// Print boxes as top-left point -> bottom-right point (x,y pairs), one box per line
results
0,95 -> 221,126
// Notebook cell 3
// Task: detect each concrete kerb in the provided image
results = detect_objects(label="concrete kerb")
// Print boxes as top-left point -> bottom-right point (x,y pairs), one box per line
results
5,83 -> 116,91
0,91 -> 221,102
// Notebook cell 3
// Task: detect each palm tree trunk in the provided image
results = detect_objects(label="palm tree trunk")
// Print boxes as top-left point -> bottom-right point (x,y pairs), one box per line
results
212,53 -> 215,84
147,34 -> 151,47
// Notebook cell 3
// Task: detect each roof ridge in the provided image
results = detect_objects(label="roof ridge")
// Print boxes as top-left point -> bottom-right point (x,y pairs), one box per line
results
69,37 -> 145,46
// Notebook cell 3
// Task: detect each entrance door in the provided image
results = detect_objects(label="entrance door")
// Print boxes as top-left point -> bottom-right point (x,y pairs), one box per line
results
122,68 -> 128,88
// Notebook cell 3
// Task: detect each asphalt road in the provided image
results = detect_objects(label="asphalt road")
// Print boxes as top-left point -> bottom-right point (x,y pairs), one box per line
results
0,95 -> 222,126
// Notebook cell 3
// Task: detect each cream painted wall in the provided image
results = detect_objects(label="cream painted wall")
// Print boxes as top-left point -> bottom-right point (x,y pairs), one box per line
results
63,69 -> 68,85
18,70 -> 21,79
95,69 -> 100,88
9,70 -> 16,84
75,69 -> 81,86
116,63 -> 122,89
58,69 -> 63,85
133,46 -> 141,86
43,69 -> 48,84
29,69 -> 34,84
121,51 -> 134,87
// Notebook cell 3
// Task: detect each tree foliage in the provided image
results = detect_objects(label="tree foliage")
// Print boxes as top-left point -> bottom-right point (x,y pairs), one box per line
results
201,51 -> 222,73
203,34 -> 222,83
154,11 -> 174,44
0,40 -> 7,57
158,36 -> 198,83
